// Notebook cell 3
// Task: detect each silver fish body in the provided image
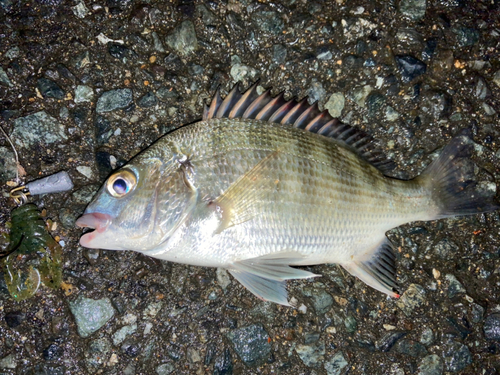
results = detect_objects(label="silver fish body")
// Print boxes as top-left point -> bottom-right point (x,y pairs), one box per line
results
77,85 -> 498,305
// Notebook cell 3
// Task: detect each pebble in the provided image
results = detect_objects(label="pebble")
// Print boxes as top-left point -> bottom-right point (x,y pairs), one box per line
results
453,27 -> 479,47
351,85 -> 373,107
442,340 -> 472,372
471,303 -> 484,324
366,91 -> 386,117
474,77 -> 491,100
272,44 -> 287,64
216,268 -> 231,290
86,337 -> 111,370
213,348 -> 233,375
325,93 -> 345,118
417,354 -> 443,375
4,311 -> 25,328
230,63 -> 258,83
399,0 -> 427,20
69,295 -> 115,338
254,11 -> 284,35
196,5 -> 217,27
0,146 -> 17,182
96,88 -> 133,113
397,284 -> 426,316
72,1 -> 89,18
0,67 -> 13,87
484,313 -> 500,340
420,327 -> 435,345
113,324 -> 137,345
226,324 -> 271,367
76,166 -> 93,179
156,87 -> 179,101
445,274 -> 466,298
43,343 -> 63,360
37,78 -> 65,99
376,331 -> 407,352
74,85 -> 94,103
307,80 -> 326,104
138,92 -> 158,108
341,18 -> 377,42
156,363 -> 175,375
295,341 -> 325,367
493,70 -> 500,88
395,55 -> 427,83
324,351 -> 348,375
432,239 -> 459,259
12,111 -> 67,148
0,354 -> 16,369
394,338 -> 428,357
165,21 -> 198,56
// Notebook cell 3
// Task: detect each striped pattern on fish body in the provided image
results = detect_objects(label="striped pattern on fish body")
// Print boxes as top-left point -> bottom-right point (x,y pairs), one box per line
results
76,83 -> 498,306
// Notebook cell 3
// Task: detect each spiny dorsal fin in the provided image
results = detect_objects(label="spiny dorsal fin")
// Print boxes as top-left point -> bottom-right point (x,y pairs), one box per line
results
203,82 -> 395,174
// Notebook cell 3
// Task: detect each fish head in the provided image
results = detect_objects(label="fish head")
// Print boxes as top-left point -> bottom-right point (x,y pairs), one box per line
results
76,146 -> 198,252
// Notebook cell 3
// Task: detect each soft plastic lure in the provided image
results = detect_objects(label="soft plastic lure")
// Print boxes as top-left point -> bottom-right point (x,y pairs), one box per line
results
2,203 -> 63,300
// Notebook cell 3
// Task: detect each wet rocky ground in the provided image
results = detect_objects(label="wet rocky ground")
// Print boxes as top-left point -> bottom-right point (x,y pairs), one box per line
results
1,0 -> 500,374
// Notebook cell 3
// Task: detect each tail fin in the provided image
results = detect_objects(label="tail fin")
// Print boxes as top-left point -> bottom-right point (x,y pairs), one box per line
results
416,135 -> 499,219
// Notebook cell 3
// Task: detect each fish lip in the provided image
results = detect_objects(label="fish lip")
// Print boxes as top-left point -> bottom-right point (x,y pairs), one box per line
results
76,213 -> 112,248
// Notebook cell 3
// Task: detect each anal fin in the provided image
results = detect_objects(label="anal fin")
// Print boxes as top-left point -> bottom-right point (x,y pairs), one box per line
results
341,239 -> 400,298
228,251 -> 320,306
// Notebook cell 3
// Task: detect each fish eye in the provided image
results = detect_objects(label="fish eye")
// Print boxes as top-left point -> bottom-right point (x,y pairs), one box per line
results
106,169 -> 137,198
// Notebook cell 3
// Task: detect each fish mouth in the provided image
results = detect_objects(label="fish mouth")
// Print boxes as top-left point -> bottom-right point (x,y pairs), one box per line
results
76,212 -> 112,248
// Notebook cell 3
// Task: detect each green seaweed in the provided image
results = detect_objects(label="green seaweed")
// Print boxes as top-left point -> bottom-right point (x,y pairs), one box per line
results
2,204 -> 63,301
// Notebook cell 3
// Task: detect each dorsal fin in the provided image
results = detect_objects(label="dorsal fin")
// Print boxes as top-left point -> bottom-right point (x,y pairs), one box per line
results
203,83 -> 395,174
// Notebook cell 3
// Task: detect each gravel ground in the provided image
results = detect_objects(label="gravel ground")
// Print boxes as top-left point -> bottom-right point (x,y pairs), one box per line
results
1,0 -> 500,374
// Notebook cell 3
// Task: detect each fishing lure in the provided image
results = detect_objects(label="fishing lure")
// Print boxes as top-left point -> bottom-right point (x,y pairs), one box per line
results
1,172 -> 73,300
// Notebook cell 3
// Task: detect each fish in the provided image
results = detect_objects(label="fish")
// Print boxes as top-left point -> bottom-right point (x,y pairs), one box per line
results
76,83 -> 499,306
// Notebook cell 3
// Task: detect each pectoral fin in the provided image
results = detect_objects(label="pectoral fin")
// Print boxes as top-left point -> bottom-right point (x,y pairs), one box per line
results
213,151 -> 281,234
341,239 -> 400,298
228,252 -> 320,306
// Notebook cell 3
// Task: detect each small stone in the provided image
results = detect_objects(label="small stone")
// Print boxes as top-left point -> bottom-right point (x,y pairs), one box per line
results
316,46 -> 333,60
12,111 -> 67,148
43,343 -> 64,360
397,284 -> 426,316
324,351 -> 348,375
471,303 -> 484,324
87,338 -> 112,370
395,55 -> 427,83
156,87 -> 179,101
165,21 -> 198,56
37,78 -> 65,99
0,67 -> 13,87
420,327 -> 434,345
474,77 -> 491,100
351,85 -> 373,107
376,331 -> 407,352
295,341 -> 325,368
108,44 -> 137,61
433,239 -> 459,259
272,44 -> 287,64
0,354 -> 16,369
4,311 -> 25,328
156,363 -> 175,375
385,106 -> 399,121
213,348 -> 233,375
453,27 -> 479,47
196,4 -> 217,26
0,146 -> 17,183
72,1 -> 89,18
138,92 -> 158,108
366,91 -> 386,117
96,89 -> 133,113
187,348 -> 201,363
226,324 -> 271,367
76,166 -> 93,179
399,0 -> 427,21
492,70 -> 500,88
484,313 -> 500,340
254,11 -> 284,35
216,268 -> 231,290
5,47 -> 20,60
344,315 -> 357,333
325,93 -> 345,118
74,85 -> 94,103
442,341 -> 472,372
341,18 -> 377,42
445,274 -> 466,298
113,324 -> 137,345
307,80 -> 326,104
230,63 -> 259,83
69,295 -> 115,338
417,354 -> 444,375
395,339 -> 428,357
151,32 -> 165,53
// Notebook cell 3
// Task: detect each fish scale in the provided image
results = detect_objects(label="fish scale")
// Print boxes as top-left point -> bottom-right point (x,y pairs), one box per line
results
77,84 -> 498,306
